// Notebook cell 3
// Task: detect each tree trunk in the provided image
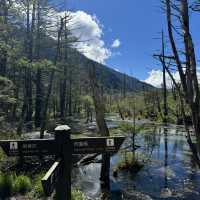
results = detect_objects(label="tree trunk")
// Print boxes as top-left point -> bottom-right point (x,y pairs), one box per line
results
24,0 -> 35,128
35,68 -> 43,127
162,31 -> 168,122
35,0 -> 43,128
165,0 -> 200,159
40,17 -> 65,138
68,67 -> 72,116
88,62 -> 110,191
0,0 -> 8,76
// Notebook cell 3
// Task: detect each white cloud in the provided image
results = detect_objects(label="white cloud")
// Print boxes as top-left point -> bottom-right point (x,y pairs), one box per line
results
12,1 -> 111,64
57,10 -> 111,63
111,39 -> 121,48
114,68 -> 120,72
144,69 -> 200,88
144,70 -> 180,88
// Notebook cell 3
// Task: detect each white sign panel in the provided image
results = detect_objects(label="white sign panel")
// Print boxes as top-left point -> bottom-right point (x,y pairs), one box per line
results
10,142 -> 18,150
106,139 -> 114,147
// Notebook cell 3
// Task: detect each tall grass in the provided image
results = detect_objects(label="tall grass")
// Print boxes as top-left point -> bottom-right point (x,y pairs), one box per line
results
0,172 -> 32,198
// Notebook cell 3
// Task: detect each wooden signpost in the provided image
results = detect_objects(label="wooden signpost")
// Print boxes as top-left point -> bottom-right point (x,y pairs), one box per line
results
0,139 -> 56,156
0,125 -> 125,200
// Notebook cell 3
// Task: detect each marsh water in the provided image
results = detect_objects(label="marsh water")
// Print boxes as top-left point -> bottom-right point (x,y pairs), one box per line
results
72,123 -> 200,200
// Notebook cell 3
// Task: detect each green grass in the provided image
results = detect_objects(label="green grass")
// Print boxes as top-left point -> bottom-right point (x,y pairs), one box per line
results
0,173 -> 15,198
0,170 -> 87,200
0,172 -> 32,198
114,152 -> 144,173
0,149 -> 6,161
72,189 -> 87,200
13,175 -> 31,194
32,172 -> 45,198
118,122 -> 155,134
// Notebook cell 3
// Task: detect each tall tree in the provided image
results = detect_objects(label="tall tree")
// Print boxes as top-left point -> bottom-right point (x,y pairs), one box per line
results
0,0 -> 10,76
88,62 -> 110,191
161,31 -> 168,122
40,16 -> 66,138
161,0 -> 200,164
35,0 -> 47,127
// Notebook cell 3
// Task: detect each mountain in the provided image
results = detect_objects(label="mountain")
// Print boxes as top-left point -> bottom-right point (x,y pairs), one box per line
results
10,14 -> 154,94
66,49 -> 155,93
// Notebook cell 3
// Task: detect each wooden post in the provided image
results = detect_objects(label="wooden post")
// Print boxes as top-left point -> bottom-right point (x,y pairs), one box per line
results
55,125 -> 72,200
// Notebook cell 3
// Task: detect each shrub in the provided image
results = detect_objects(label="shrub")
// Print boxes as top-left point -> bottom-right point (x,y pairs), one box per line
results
13,175 -> 31,194
0,173 -> 14,198
115,152 -> 143,173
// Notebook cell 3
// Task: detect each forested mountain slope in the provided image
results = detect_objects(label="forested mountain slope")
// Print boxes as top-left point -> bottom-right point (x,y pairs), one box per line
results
10,12 -> 154,94
63,49 -> 155,93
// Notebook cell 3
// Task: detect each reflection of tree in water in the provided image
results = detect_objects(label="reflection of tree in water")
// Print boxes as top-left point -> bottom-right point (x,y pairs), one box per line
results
156,127 -> 162,160
143,125 -> 158,157
164,127 -> 168,189
172,139 -> 178,160
172,128 -> 179,160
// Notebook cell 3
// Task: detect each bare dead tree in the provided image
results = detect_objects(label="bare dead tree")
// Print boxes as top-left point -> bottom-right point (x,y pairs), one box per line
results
161,30 -> 168,122
155,0 -> 200,164
88,61 -> 110,192
191,0 -> 200,11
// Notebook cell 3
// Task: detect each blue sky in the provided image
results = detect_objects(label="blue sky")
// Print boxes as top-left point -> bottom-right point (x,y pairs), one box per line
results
52,0 -> 200,84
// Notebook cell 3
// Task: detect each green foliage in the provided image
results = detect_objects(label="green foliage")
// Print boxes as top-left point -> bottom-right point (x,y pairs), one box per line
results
109,128 -> 124,136
81,95 -> 94,118
81,95 -> 94,107
118,122 -> 144,134
0,76 -> 13,93
107,93 -> 148,119
0,149 -> 6,161
32,59 -> 55,70
16,57 -> 29,68
0,172 -> 33,198
0,43 -> 10,52
0,173 -> 14,198
115,152 -> 143,172
32,172 -> 45,198
13,175 -> 31,194
16,57 -> 55,70
119,122 -> 135,133
72,189 -> 87,200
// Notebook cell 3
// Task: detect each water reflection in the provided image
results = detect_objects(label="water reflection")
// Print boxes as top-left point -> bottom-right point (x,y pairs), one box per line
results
72,125 -> 200,200
164,127 -> 168,189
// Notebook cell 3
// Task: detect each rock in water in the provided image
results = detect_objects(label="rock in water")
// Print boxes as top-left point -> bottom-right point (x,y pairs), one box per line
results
160,188 -> 172,198
122,190 -> 153,200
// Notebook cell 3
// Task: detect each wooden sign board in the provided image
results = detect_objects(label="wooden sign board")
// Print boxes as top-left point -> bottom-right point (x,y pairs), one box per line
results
0,139 -> 56,156
0,129 -> 125,200
42,160 -> 61,196
72,136 -> 125,154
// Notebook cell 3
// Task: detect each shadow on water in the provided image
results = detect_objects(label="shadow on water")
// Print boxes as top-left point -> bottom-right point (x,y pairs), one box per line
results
72,124 -> 200,200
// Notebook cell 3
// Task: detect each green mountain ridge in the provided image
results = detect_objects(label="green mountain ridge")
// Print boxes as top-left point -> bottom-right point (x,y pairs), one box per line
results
62,48 -> 155,93
8,12 -> 155,94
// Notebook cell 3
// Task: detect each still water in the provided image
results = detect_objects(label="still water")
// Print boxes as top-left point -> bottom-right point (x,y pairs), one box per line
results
72,124 -> 200,200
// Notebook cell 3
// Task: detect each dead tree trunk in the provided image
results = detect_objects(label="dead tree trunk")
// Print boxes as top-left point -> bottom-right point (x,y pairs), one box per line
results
162,31 -> 168,122
88,62 -> 110,191
165,0 -> 200,158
